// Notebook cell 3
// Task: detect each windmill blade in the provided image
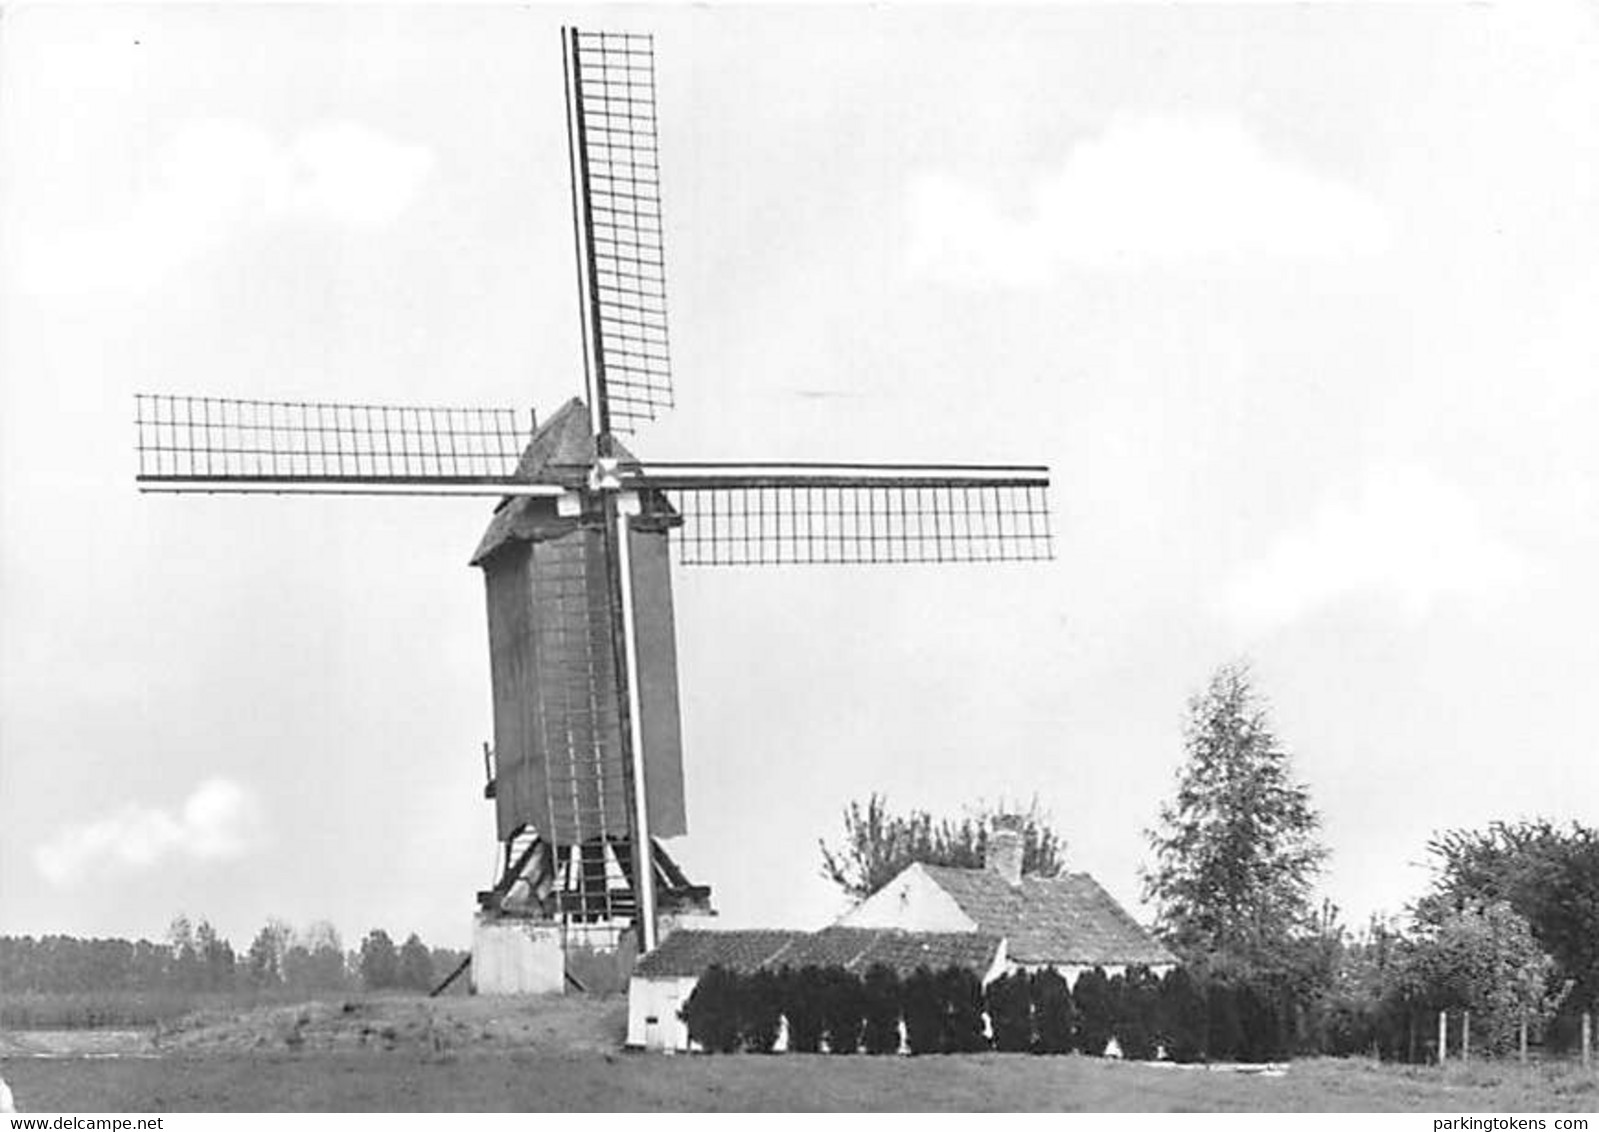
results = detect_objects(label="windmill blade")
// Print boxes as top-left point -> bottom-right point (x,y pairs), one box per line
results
134,393 -> 568,496
565,28 -> 674,436
620,462 -> 1054,566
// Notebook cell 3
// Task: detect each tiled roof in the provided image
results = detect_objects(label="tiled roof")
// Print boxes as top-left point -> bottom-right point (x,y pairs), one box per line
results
920,866 -> 1177,968
634,927 -> 1002,980
634,929 -> 805,978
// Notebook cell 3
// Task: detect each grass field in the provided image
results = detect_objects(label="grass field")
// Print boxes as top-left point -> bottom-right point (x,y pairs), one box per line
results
3,995 -> 1595,1112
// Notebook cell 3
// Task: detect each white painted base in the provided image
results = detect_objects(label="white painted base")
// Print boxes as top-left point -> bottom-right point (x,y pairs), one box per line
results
471,913 -> 566,995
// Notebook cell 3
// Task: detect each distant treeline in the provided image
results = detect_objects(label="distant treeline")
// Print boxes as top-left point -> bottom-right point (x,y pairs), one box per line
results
0,917 -> 468,998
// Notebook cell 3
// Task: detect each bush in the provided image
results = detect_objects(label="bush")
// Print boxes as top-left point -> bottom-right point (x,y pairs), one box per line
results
781,966 -> 827,1053
1073,967 -> 1116,1056
986,970 -> 1035,1052
1032,968 -> 1075,1054
820,967 -> 865,1054
680,965 -> 742,1053
1236,978 -> 1285,1062
1157,967 -> 1207,1063
901,967 -> 944,1055
1206,979 -> 1244,1060
860,964 -> 902,1055
1115,965 -> 1161,1060
940,966 -> 989,1053
740,968 -> 784,1054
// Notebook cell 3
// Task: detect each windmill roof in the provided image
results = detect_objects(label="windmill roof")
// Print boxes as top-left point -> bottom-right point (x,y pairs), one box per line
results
633,927 -> 1002,980
918,865 -> 1178,968
469,398 -> 644,566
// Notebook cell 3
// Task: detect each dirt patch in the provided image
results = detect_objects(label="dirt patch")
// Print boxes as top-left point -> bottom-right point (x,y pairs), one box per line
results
153,994 -> 627,1057
0,1030 -> 154,1058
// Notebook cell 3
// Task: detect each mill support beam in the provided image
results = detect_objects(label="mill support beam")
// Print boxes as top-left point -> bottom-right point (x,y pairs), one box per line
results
613,492 -> 659,952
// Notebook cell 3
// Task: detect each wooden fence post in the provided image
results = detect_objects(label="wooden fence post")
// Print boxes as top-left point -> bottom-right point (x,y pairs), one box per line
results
1519,1015 -> 1527,1064
1438,1010 -> 1448,1065
1462,1010 -> 1470,1061
1583,1011 -> 1592,1070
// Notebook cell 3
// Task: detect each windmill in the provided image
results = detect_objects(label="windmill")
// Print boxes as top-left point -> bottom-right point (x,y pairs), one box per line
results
134,27 -> 1054,969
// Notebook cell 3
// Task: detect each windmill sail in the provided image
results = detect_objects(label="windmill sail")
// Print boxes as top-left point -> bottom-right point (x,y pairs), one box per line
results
565,29 -> 673,436
133,394 -> 559,495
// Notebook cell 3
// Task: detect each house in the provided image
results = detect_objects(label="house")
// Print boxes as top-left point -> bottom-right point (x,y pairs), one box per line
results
834,817 -> 1177,985
626,926 -> 1003,1051
626,820 -> 1175,1052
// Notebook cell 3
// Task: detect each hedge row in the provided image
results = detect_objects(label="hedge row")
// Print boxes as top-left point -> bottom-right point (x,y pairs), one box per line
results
679,963 -> 1294,1059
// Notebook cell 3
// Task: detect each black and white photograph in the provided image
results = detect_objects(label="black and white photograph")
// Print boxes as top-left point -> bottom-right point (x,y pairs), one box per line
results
1,0 -> 1597,1115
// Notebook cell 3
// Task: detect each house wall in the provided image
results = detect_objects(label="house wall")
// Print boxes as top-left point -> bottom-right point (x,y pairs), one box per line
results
833,865 -> 977,933
627,974 -> 698,1050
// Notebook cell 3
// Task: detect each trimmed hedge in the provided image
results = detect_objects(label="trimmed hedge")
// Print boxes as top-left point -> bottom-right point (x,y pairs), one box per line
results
985,970 -> 1035,1052
1157,965 -> 1207,1062
1072,966 -> 1116,1056
901,966 -> 944,1055
860,963 -> 902,1054
679,964 -> 742,1053
1114,965 -> 1161,1061
674,961 -> 1297,1062
820,966 -> 866,1054
782,966 -> 828,1053
940,966 -> 989,1053
740,968 -> 785,1054
1032,967 -> 1075,1054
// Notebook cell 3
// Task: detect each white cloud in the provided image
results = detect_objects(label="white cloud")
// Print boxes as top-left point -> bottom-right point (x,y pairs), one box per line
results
1219,467 -> 1532,634
34,777 -> 265,886
907,113 -> 1390,285
17,118 -> 434,296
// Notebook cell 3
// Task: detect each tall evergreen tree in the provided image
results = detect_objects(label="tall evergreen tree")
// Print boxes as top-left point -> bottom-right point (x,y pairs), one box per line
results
1143,662 -> 1327,962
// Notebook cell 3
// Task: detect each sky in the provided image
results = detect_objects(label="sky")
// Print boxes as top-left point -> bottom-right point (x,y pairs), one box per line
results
3,2 -> 1597,954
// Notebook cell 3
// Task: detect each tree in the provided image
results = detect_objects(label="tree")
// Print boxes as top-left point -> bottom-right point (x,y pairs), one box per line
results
1398,900 -> 1558,1055
740,969 -> 785,1054
1114,966 -> 1161,1060
986,970 -> 1035,1052
397,933 -> 434,992
359,929 -> 399,991
1142,662 -> 1328,962
1421,819 -> 1599,1013
780,967 -> 828,1053
820,793 -> 1066,899
939,966 -> 989,1053
1031,967 -> 1075,1054
1157,967 -> 1207,1063
679,965 -> 743,1053
900,967 -> 944,1055
168,915 -> 203,992
1072,967 -> 1116,1056
860,964 -> 902,1055
245,919 -> 292,990
194,920 -> 236,992
819,968 -> 866,1054
284,921 -> 348,993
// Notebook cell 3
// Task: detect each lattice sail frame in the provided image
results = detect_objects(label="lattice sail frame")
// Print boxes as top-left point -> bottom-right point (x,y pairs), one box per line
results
565,28 -> 673,435
135,398 -> 1053,563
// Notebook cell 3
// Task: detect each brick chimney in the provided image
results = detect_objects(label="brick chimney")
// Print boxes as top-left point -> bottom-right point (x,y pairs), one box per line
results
986,815 -> 1025,887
